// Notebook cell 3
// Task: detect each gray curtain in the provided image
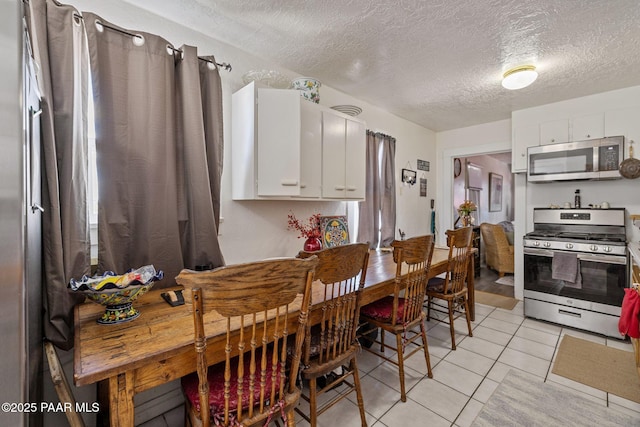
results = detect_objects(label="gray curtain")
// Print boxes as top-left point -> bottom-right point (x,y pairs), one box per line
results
358,131 -> 380,249
25,0 -> 91,350
358,131 -> 396,249
379,135 -> 396,247
84,14 -> 224,285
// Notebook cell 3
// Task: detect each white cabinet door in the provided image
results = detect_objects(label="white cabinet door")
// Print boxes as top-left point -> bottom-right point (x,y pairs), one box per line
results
322,111 -> 347,199
571,113 -> 604,141
345,119 -> 366,199
540,119 -> 569,145
512,123 -> 539,172
256,89 -> 301,196
605,107 -> 640,156
296,101 -> 322,198
321,111 -> 366,199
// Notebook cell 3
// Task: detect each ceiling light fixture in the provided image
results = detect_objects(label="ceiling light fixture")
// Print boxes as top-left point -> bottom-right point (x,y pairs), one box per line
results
501,65 -> 538,90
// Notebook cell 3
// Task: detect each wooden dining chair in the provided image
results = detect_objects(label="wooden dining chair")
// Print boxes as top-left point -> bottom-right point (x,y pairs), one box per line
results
296,243 -> 370,426
425,226 -> 474,350
44,340 -> 86,427
358,235 -> 435,402
176,256 -> 319,427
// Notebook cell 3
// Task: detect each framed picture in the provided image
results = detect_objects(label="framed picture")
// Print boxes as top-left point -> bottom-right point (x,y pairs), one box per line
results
320,215 -> 350,247
466,162 -> 482,189
420,178 -> 427,197
417,159 -> 430,171
401,168 -> 417,185
489,173 -> 503,212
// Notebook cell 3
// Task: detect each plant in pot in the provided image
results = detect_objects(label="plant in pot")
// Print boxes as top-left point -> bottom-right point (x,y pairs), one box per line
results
287,212 -> 322,251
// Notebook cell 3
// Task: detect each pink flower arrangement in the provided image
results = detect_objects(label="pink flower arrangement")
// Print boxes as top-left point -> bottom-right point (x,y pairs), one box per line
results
287,212 -> 322,240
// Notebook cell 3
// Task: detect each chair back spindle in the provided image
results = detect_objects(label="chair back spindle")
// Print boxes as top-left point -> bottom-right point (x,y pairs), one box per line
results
359,235 -> 435,402
425,226 -> 474,350
296,243 -> 370,426
177,256 -> 318,427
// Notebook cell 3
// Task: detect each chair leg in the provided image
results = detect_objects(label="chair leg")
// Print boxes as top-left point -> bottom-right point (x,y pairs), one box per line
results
426,296 -> 432,320
448,299 -> 456,350
285,409 -> 296,427
419,320 -> 433,378
464,298 -> 473,337
350,358 -> 367,427
380,328 -> 385,353
309,377 -> 318,427
395,333 -> 407,402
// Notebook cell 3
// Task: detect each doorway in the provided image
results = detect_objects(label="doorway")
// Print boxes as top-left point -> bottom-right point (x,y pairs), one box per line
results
438,143 -> 516,298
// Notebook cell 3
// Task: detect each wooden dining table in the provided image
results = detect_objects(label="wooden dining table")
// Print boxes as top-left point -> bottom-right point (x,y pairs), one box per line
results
73,247 -> 474,426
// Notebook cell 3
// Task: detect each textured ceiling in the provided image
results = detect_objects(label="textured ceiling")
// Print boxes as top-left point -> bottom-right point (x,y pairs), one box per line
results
122,0 -> 640,132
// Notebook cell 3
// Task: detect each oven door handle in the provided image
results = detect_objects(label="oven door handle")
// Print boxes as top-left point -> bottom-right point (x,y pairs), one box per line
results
524,248 -> 554,257
576,254 -> 627,265
524,247 -> 627,265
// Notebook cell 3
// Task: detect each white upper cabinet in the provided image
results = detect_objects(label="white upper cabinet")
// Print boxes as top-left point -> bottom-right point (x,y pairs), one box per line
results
512,123 -> 540,172
295,102 -> 322,198
571,113 -> 604,141
605,107 -> 640,152
231,82 -> 365,201
321,111 -> 366,200
256,88 -> 303,197
539,119 -> 569,145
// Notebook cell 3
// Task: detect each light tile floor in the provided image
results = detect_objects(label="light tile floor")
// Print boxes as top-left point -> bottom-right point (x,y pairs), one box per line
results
293,300 -> 640,427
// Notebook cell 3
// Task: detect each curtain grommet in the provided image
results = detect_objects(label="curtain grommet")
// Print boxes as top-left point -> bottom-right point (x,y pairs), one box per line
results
132,34 -> 145,47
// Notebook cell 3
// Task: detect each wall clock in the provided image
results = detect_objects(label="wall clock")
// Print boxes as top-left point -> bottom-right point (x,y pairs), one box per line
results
453,158 -> 462,178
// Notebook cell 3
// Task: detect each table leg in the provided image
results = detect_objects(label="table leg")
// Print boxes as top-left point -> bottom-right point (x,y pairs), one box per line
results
467,257 -> 475,321
108,372 -> 135,427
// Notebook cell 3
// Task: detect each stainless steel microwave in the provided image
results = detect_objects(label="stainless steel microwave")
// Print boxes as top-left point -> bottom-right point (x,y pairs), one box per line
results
527,136 -> 624,182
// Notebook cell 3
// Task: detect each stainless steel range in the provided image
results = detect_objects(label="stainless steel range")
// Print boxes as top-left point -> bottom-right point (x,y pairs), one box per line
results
523,208 -> 629,338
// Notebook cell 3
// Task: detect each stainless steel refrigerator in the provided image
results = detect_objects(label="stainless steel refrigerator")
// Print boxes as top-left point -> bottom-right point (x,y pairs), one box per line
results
0,1 -> 44,425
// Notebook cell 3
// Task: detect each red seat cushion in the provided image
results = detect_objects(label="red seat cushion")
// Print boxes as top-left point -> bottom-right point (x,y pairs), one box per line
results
360,296 -> 406,324
181,349 -> 283,418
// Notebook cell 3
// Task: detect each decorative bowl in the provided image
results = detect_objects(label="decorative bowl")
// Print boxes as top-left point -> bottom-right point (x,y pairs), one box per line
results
242,70 -> 291,89
291,77 -> 321,103
69,265 -> 163,325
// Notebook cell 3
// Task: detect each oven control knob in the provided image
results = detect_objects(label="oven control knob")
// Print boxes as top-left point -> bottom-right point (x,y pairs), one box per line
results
533,241 -> 540,247
589,244 -> 598,251
566,243 -> 574,249
603,246 -> 612,253
543,241 -> 551,248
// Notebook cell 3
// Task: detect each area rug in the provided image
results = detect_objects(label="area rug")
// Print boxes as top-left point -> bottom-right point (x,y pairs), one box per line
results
494,275 -> 514,286
471,369 -> 638,427
552,334 -> 640,404
474,291 -> 519,310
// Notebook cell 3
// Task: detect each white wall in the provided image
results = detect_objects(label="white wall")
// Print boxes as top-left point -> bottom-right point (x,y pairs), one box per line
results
67,0 -> 436,264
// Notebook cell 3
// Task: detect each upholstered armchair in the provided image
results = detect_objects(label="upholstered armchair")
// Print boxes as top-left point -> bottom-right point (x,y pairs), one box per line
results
480,223 -> 514,277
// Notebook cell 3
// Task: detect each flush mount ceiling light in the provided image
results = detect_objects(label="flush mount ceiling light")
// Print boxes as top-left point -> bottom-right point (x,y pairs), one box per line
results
501,65 -> 538,90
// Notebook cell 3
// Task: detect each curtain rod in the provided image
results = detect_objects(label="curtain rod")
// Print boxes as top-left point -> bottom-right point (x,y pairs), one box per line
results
69,12 -> 232,72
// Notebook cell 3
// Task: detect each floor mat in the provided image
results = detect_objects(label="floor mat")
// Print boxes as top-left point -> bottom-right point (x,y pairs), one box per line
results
494,276 -> 514,286
552,334 -> 640,404
474,290 -> 518,310
472,369 -> 637,426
